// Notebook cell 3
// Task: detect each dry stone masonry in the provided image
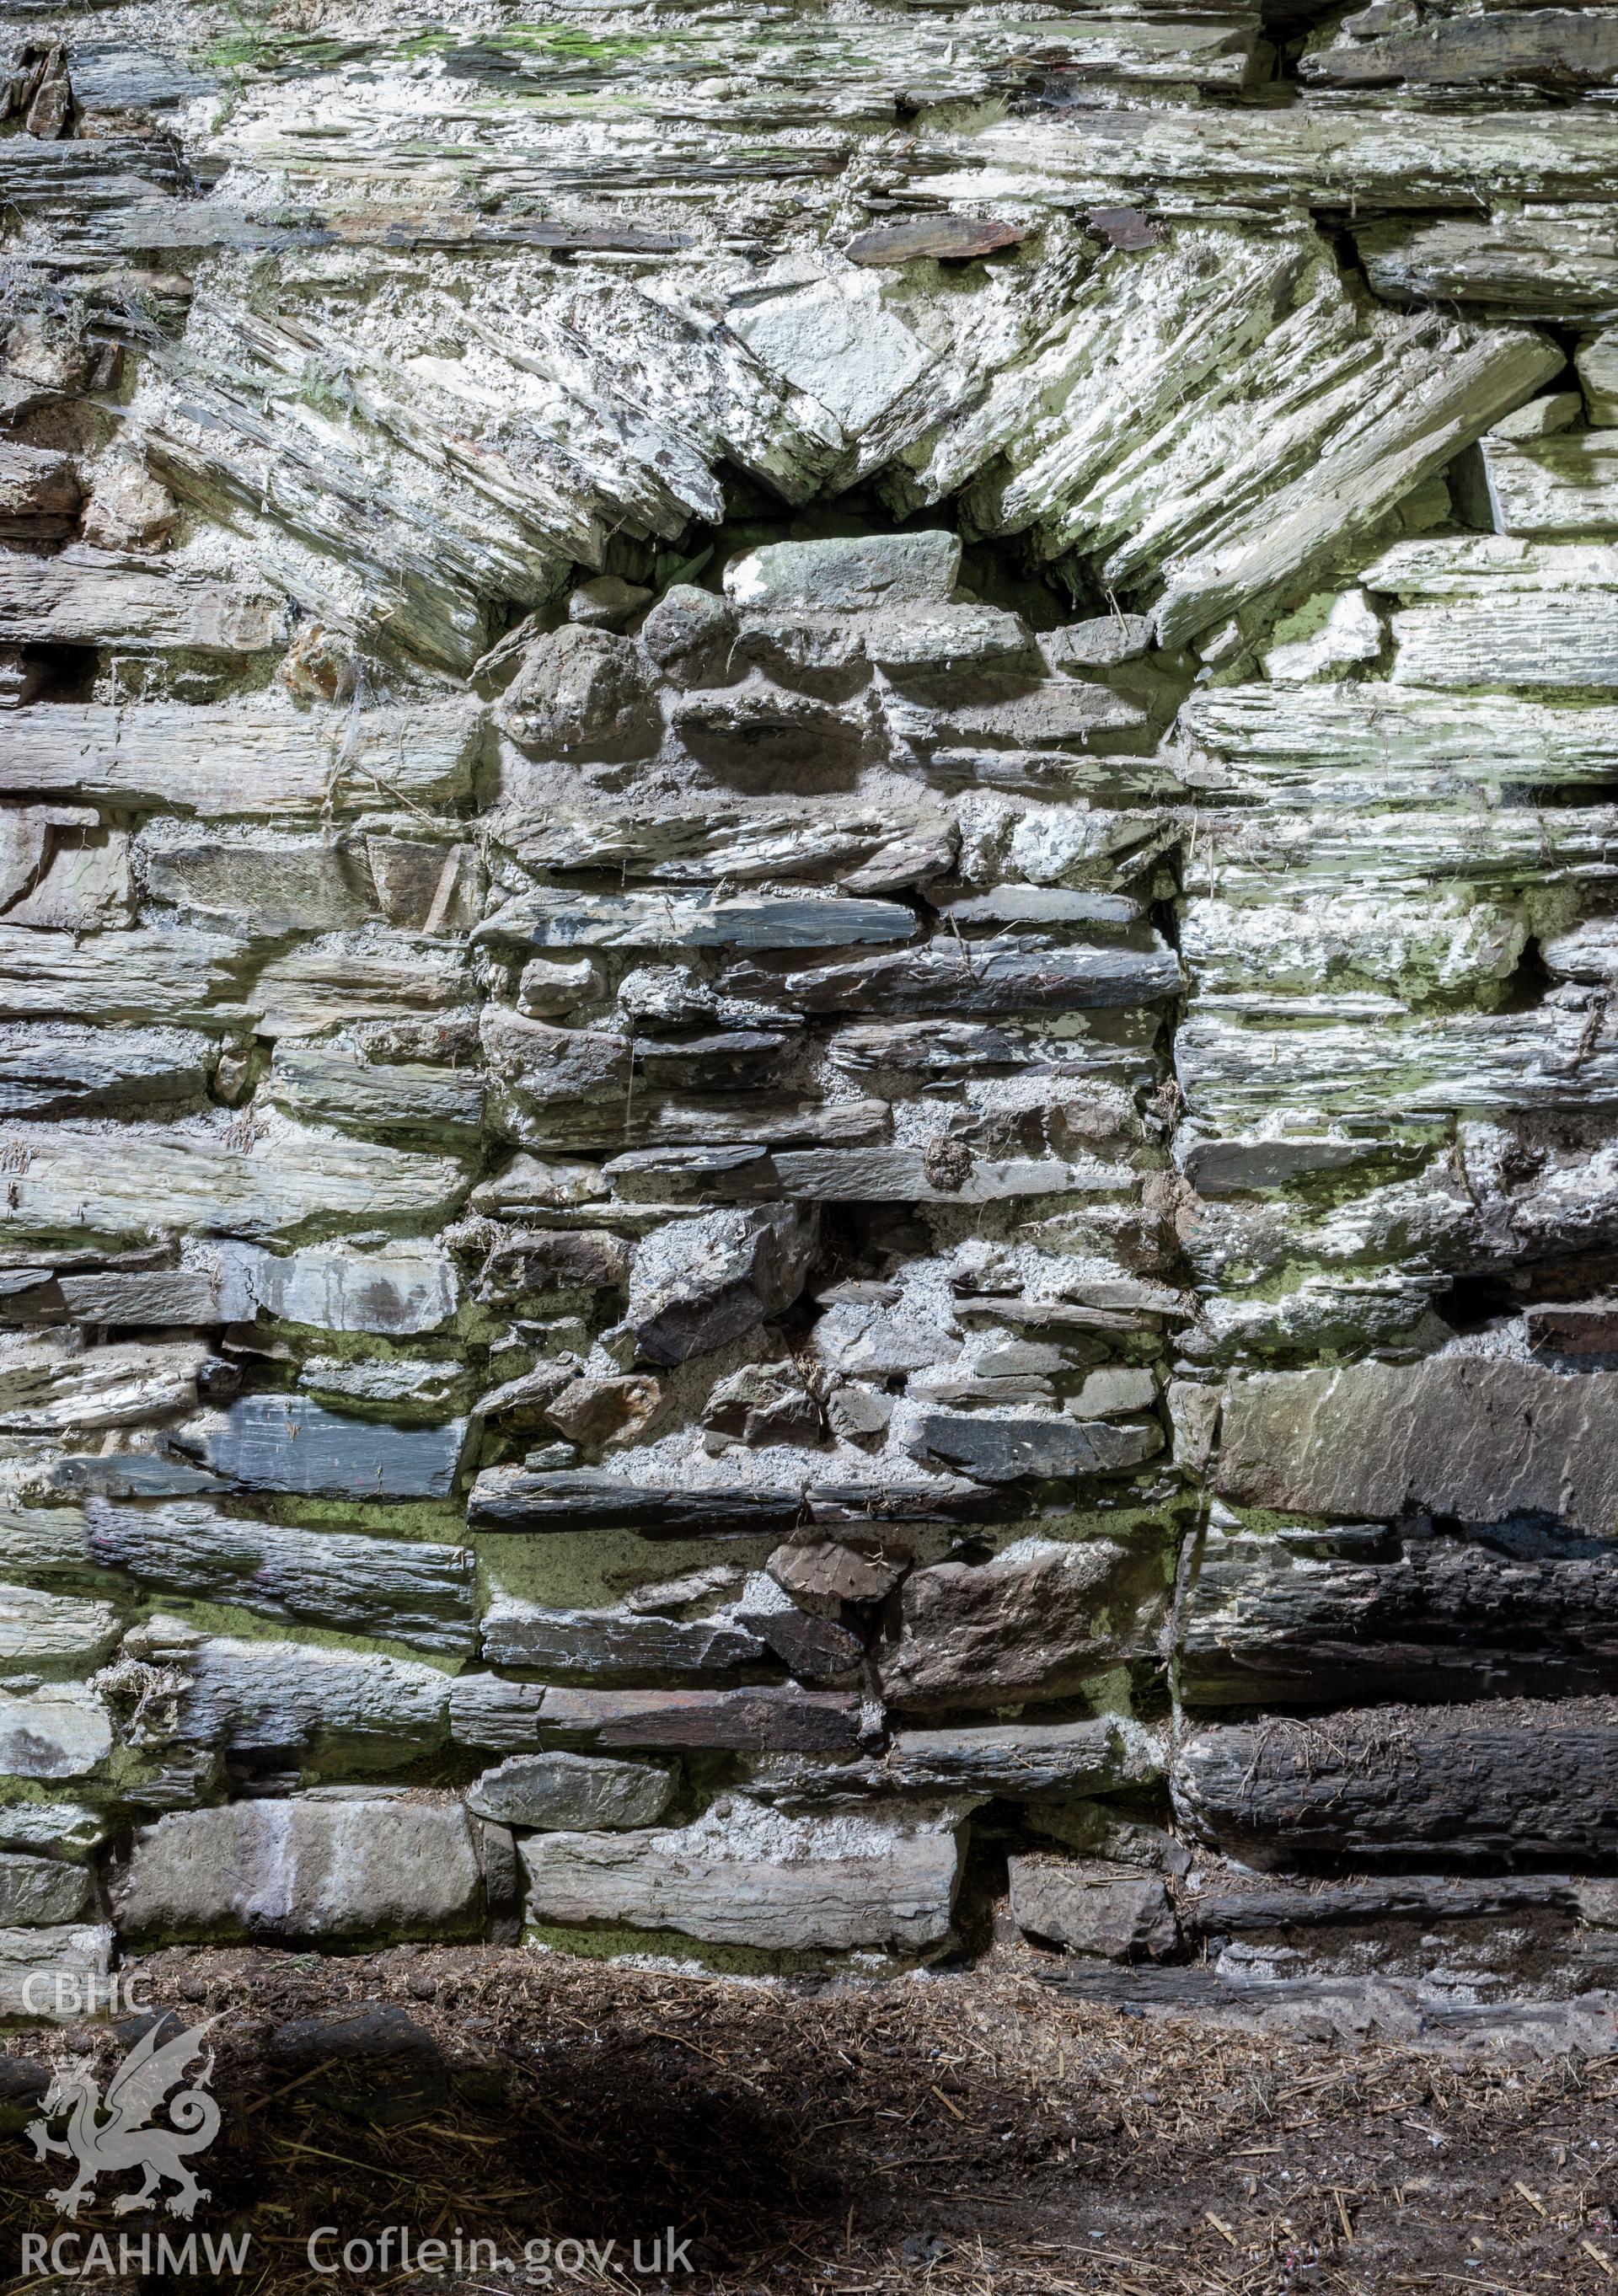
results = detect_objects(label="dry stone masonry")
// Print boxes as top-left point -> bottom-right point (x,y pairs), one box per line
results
4,0 -> 1618,2019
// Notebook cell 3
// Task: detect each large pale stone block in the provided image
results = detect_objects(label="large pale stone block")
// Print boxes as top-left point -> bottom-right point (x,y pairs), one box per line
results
114,1796 -> 487,1942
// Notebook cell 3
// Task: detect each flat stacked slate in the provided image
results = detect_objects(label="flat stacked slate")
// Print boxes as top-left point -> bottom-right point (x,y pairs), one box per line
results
1,0 -> 1615,1988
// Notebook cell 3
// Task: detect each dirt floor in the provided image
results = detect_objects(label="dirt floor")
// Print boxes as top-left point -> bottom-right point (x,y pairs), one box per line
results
4,1945 -> 1618,2295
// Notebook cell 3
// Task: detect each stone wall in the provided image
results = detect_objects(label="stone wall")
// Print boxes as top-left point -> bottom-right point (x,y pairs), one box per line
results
4,0 -> 1618,2004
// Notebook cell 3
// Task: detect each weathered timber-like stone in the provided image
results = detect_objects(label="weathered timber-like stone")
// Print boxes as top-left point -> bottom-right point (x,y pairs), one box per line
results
1182,1532 -> 1618,1707
0,1114 -> 469,1249
252,933 -> 471,1038
1181,681 -> 1618,789
0,929 -> 247,1029
0,1583 -> 122,1674
270,1047 -> 485,1143
1173,1699 -> 1618,1869
1181,1874 -> 1586,1936
58,1268 -> 217,1324
878,1537 -> 1161,1715
539,1687 -> 863,1753
467,1752 -> 674,1831
1305,10 -> 1618,91
0,705 -> 479,815
1008,1855 -> 1177,1959
1390,591 -> 1618,691
479,890 -> 918,950
0,1334 -> 203,1432
1218,1361 -> 1618,1533
1358,211 -> 1618,322
0,1854 -> 90,1927
83,1501 -> 474,1654
448,1674 -> 548,1753
1476,431 -> 1618,537
176,1394 -> 468,1501
522,1803 -> 959,1953
1153,327 -> 1562,645
469,1468 -> 806,1535
721,935 -> 1180,1016
114,1797 -> 485,1942
882,1717 -> 1162,1798
138,1621 -> 451,1772
0,560 -> 286,652
480,1592 -> 766,1679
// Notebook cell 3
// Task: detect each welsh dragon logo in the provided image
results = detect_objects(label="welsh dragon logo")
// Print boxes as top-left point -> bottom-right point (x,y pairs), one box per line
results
26,2017 -> 222,2219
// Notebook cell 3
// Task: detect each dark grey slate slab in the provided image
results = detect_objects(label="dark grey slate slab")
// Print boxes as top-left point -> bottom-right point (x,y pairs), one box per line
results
178,1394 -> 469,1500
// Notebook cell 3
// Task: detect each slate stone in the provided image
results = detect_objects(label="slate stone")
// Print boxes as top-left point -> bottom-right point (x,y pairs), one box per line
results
176,1394 -> 469,1500
1182,1531 -> 1618,1708
494,625 -> 659,757
0,1853 -> 91,1926
210,1241 -> 459,1336
522,1806 -> 960,1952
0,1582 -> 122,1673
1042,614 -> 1154,670
539,1686 -> 864,1753
114,1797 -> 486,1942
703,1360 -> 821,1446
0,1683 -> 112,1781
725,532 -> 961,613
479,890 -> 917,950
720,934 -> 1181,1015
624,1202 -> 818,1365
852,211 -> 1029,264
448,1673 -> 549,1752
1527,1302 -> 1618,1358
769,1536 -> 911,1608
469,1467 -> 806,1535
671,686 -> 868,778
543,1373 -> 667,1450
477,1227 -> 633,1302
1008,1856 -> 1178,1959
878,1537 -> 1163,1715
0,1924 -> 113,2021
467,1752 -> 675,1831
906,1410 -> 1164,1481
735,1575 -> 865,1681
0,1803 -> 105,1858
84,1500 -> 476,1656
131,1616 -> 453,1772
142,832 -> 378,934
58,1269 -> 217,1325
480,1591 -> 767,1678
639,583 -> 737,683
1174,1698 -> 1618,1869
1218,1360 -> 1618,1533
882,1717 -> 1163,1798
0,1024 -> 212,1121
